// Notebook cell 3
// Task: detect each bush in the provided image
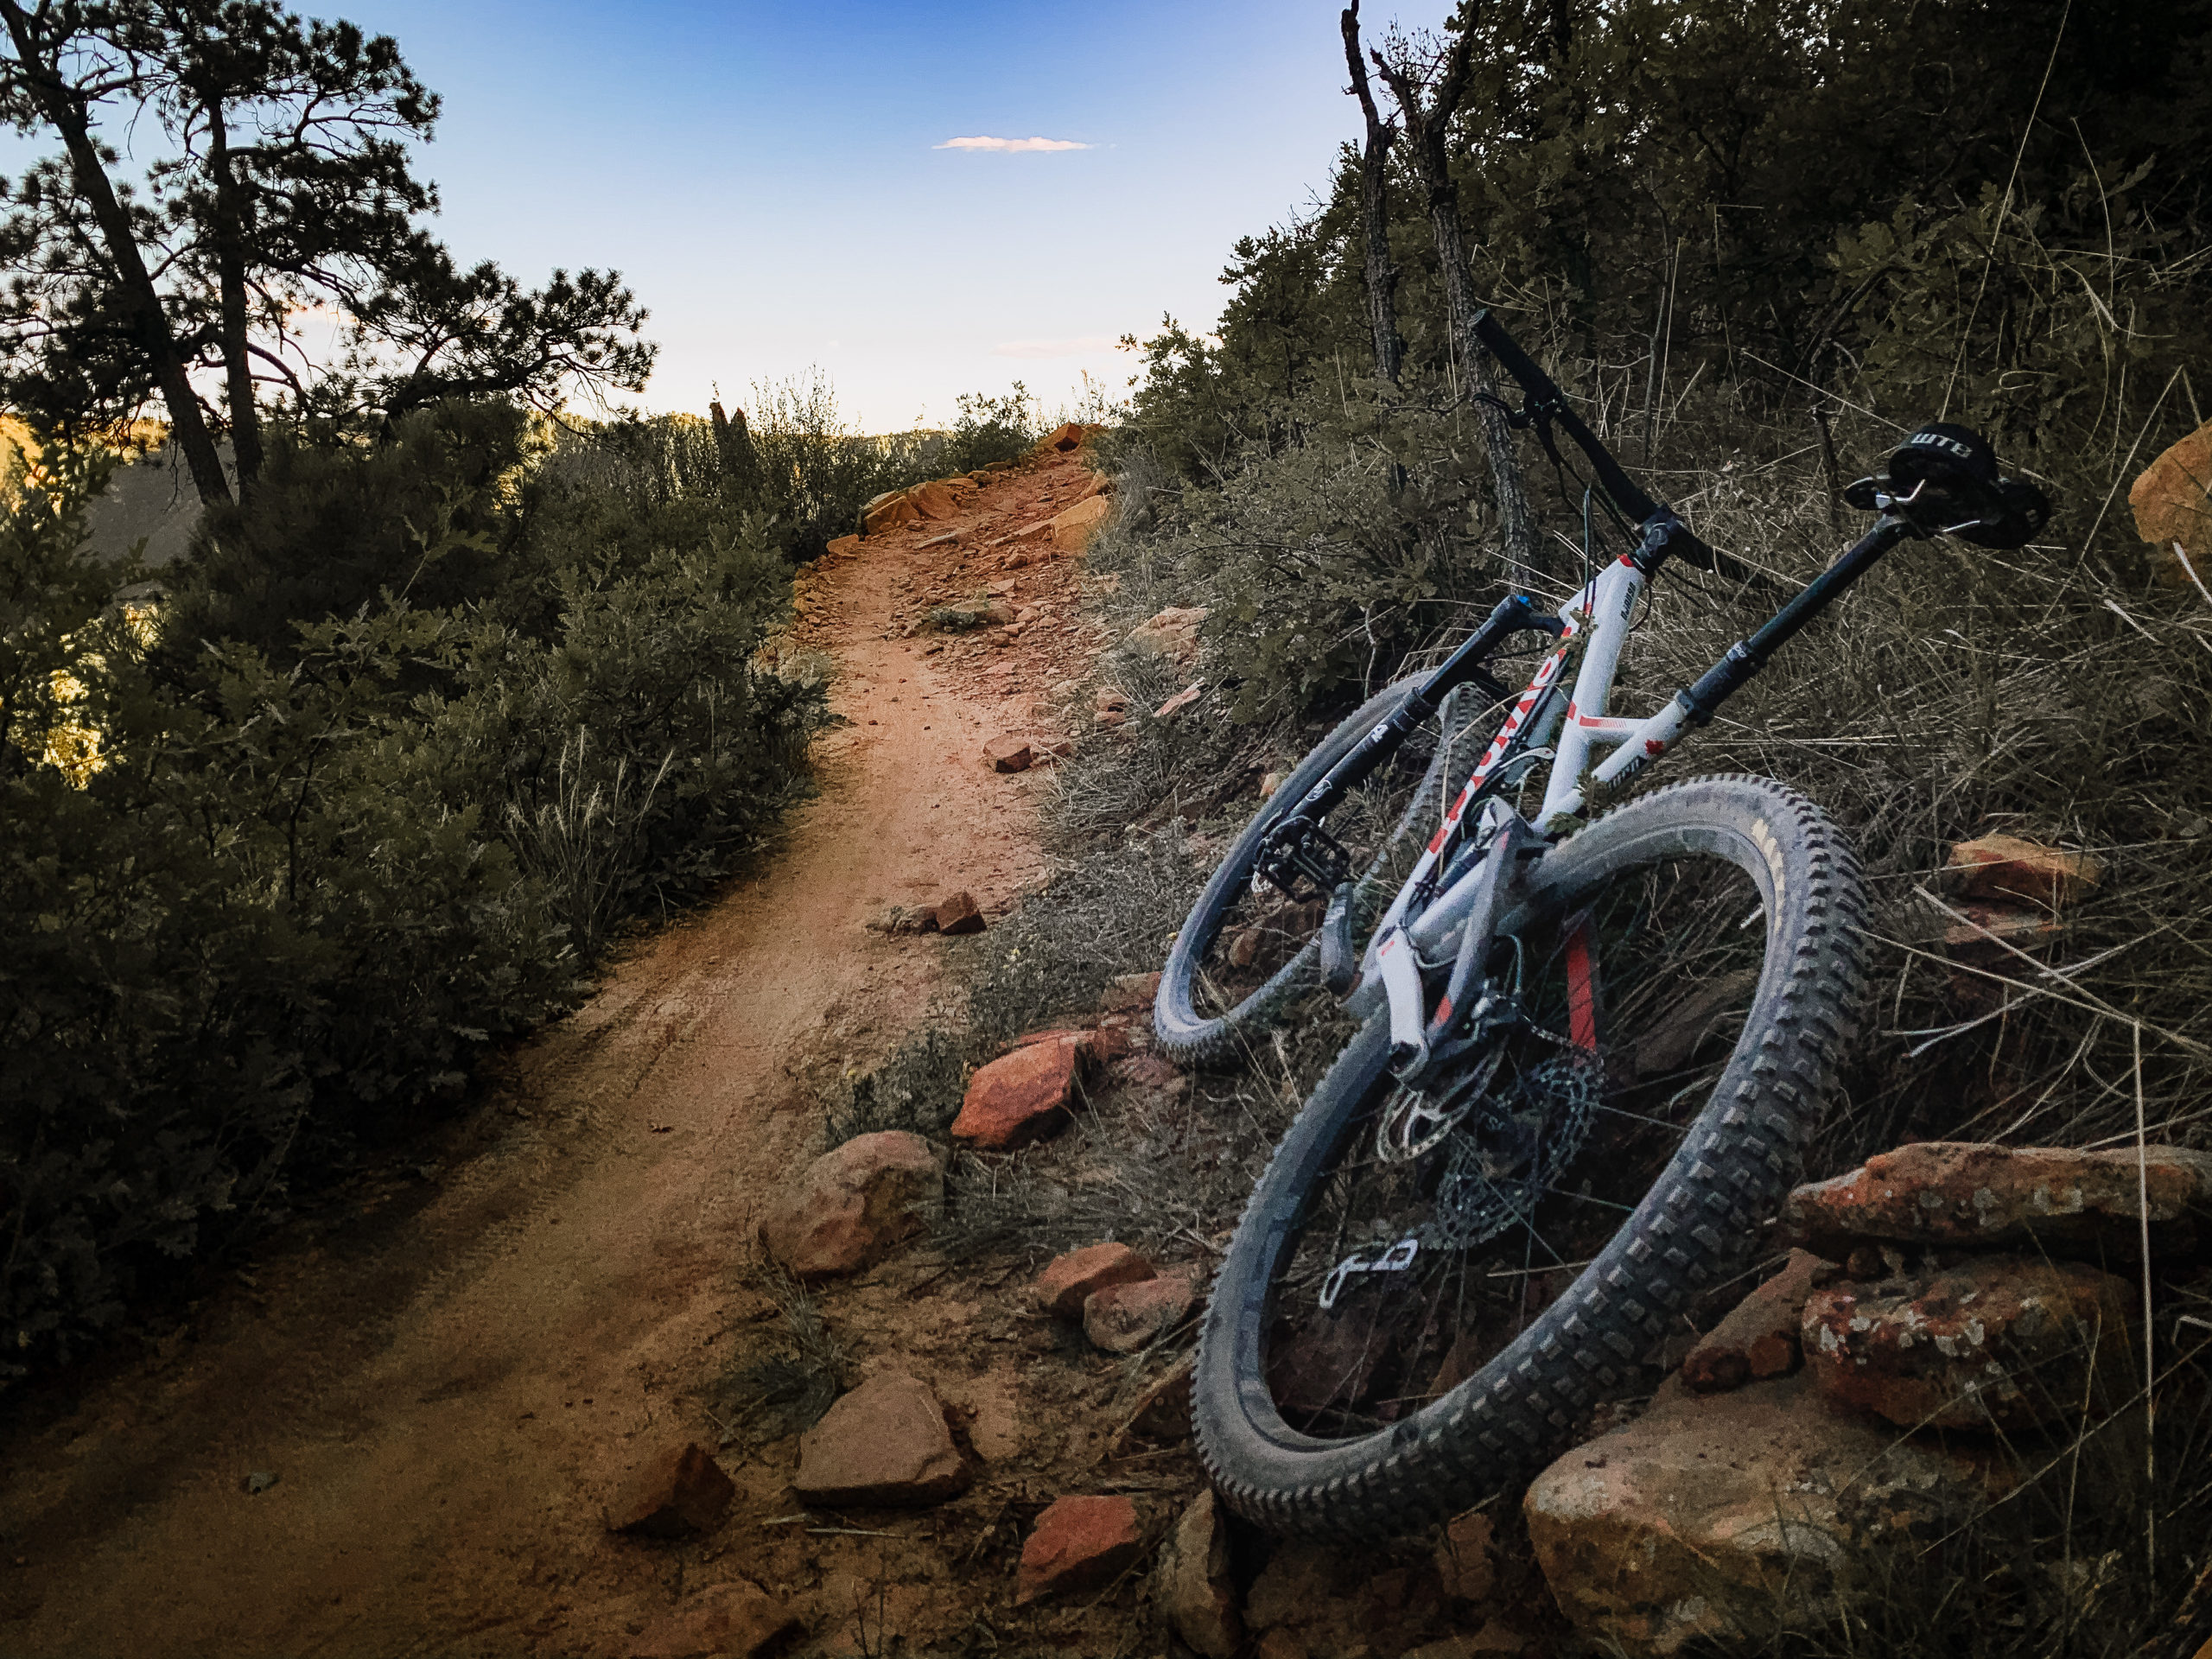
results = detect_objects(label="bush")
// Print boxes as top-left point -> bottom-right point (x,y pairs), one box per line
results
0,404 -> 824,1372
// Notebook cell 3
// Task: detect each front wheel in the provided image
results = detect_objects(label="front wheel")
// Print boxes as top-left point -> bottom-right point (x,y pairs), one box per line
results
1192,775 -> 1868,1538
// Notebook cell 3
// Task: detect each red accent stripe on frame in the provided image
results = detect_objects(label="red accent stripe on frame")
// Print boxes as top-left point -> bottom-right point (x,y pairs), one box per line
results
1566,920 -> 1599,1052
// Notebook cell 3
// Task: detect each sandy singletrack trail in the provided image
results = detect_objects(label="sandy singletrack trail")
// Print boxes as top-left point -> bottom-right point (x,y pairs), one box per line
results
0,452 -> 1109,1656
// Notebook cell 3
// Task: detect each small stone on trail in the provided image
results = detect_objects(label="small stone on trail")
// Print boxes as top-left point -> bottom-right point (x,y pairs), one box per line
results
1034,1242 -> 1155,1320
626,1580 -> 800,1659
931,891 -> 985,935
1016,1493 -> 1143,1605
1049,494 -> 1112,552
757,1130 -> 943,1281
793,1372 -> 969,1508
1039,420 -> 1091,454
1259,770 -> 1287,798
982,735 -> 1033,773
1154,1491 -> 1240,1657
950,1036 -> 1084,1150
1801,1255 -> 2133,1431
243,1471 -> 278,1496
1680,1249 -> 1836,1394
1084,1273 -> 1193,1353
606,1442 -> 735,1539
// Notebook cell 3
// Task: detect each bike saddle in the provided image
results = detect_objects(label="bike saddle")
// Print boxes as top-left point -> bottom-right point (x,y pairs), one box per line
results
1842,422 -> 2052,550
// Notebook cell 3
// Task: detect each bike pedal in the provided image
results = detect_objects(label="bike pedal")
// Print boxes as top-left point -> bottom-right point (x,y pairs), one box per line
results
1319,881 -> 1357,995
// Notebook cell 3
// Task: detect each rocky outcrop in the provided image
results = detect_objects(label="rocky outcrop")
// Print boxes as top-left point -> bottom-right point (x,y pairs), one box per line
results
757,1131 -> 941,1281
792,1372 -> 969,1508
1801,1256 -> 2133,1430
605,1442 -> 736,1539
931,891 -> 985,935
1154,1491 -> 1240,1657
1682,1249 -> 1837,1393
1016,1494 -> 1143,1605
1783,1141 -> 2212,1260
1525,1372 -> 2006,1655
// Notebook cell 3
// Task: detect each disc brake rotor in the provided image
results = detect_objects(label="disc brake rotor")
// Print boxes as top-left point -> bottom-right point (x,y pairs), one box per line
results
1433,1047 -> 1603,1246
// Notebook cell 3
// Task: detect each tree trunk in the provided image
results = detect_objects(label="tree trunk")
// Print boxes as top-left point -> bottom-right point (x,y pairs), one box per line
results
1341,3 -> 1402,389
207,109 -> 262,499
0,2 -> 232,507
1376,29 -> 1540,590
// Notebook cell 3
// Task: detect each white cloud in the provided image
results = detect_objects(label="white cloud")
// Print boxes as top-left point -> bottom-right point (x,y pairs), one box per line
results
992,335 -> 1121,359
935,135 -> 1090,153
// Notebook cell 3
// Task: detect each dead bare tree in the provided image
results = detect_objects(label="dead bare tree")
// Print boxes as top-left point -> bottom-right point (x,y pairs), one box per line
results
1373,20 -> 1541,588
1341,2 -> 1402,389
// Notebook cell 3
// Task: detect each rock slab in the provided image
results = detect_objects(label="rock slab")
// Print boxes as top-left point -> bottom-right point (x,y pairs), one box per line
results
1525,1372 -> 2004,1656
950,1036 -> 1084,1150
1682,1249 -> 1837,1393
982,735 -> 1033,773
931,891 -> 985,935
1017,1493 -> 1144,1605
1084,1274 -> 1193,1353
757,1131 -> 942,1281
1801,1256 -> 2133,1430
793,1372 -> 969,1508
1049,494 -> 1112,551
627,1580 -> 799,1659
1946,834 -> 2102,907
1034,1242 -> 1155,1319
606,1442 -> 736,1539
1783,1141 -> 2212,1260
1154,1491 -> 1241,1657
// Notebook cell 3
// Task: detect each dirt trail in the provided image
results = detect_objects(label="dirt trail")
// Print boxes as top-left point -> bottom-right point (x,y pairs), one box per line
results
0,448 -> 1112,1656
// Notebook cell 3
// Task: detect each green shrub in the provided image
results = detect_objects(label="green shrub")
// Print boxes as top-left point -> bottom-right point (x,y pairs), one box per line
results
0,404 -> 824,1372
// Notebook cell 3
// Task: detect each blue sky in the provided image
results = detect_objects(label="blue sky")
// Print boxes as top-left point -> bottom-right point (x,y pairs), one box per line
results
327,0 -> 1457,430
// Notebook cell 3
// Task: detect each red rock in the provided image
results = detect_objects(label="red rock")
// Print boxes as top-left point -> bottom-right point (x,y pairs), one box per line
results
1084,1273 -> 1193,1354
931,891 -> 985,936
1094,686 -> 1131,714
1946,834 -> 2101,907
2130,416 -> 2212,581
864,493 -> 919,536
1127,607 -> 1207,663
757,1131 -> 943,1281
1154,1491 -> 1240,1657
1049,494 -> 1112,551
1112,1052 -> 1189,1097
1801,1256 -> 2133,1431
950,1038 -> 1082,1149
605,1442 -> 736,1538
1681,1249 -> 1837,1394
1115,1352 -> 1195,1447
793,1372 -> 969,1507
1039,421 -> 1091,454
1016,1494 -> 1143,1605
982,735 -> 1033,773
1153,682 -> 1205,719
1435,1511 -> 1496,1603
1101,970 -> 1161,1013
1783,1141 -> 2212,1260
627,1580 -> 799,1659
824,534 -> 861,559
1035,1242 -> 1156,1319
908,480 -> 962,521
1525,1371 -> 2008,1655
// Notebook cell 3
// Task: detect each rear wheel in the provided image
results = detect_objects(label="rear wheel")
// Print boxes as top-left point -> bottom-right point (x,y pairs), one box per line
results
1192,776 -> 1867,1538
1154,677 -> 1514,1068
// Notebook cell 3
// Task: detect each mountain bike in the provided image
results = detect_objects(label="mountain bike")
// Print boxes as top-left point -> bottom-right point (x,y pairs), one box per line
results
1155,309 -> 2052,1538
